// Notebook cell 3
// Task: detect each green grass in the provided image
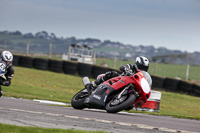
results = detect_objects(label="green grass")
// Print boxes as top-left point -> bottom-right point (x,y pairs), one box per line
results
128,91 -> 200,119
5,67 -> 84,103
0,123 -> 107,133
3,66 -> 200,120
159,91 -> 200,119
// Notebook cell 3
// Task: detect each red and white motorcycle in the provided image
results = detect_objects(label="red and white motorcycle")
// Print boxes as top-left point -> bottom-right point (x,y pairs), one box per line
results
71,70 -> 152,113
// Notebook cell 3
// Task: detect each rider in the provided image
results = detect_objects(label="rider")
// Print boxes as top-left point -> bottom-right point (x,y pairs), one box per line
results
0,51 -> 14,97
92,56 -> 150,87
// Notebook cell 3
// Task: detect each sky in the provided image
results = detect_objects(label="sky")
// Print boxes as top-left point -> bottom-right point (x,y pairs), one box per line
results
0,0 -> 200,52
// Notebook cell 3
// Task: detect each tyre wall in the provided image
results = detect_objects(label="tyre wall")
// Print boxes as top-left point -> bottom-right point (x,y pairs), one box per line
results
77,62 -> 93,77
48,59 -> 63,73
63,61 -> 78,75
91,65 -> 109,79
19,56 -> 34,68
177,80 -> 193,93
12,55 -> 20,66
163,78 -> 179,92
192,84 -> 200,96
34,58 -> 49,70
151,75 -> 165,89
12,55 -> 200,97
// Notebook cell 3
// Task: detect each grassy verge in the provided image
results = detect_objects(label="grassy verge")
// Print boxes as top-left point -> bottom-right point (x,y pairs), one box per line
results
129,91 -> 200,119
3,66 -> 200,120
0,123 -> 107,133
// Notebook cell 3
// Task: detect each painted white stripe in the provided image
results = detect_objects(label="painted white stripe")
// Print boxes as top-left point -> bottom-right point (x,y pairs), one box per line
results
0,107 -> 196,133
33,99 -> 70,106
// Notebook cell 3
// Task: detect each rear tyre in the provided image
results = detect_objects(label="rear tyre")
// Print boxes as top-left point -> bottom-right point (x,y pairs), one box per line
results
106,94 -> 136,113
71,89 -> 89,109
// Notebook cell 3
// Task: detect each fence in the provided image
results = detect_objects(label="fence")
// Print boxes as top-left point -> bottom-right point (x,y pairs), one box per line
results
13,55 -> 200,97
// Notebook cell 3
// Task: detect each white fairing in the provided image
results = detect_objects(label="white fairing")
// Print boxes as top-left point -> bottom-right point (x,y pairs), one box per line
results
141,78 -> 151,93
141,71 -> 152,86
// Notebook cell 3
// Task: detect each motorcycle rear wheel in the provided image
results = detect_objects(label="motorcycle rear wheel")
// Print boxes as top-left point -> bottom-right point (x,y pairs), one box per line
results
71,88 -> 88,109
106,94 -> 136,113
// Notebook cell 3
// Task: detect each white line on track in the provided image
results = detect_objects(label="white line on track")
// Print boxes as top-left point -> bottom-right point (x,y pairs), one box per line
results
0,106 -> 196,133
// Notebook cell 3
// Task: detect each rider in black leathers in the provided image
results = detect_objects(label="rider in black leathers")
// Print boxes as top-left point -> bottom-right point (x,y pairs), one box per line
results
0,51 -> 14,97
92,56 -> 150,87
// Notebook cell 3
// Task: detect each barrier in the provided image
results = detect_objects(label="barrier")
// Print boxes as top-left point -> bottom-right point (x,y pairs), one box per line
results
48,60 -> 63,73
63,61 -> 78,75
77,62 -> 93,77
12,55 -> 20,66
19,56 -> 34,68
163,78 -> 179,91
107,68 -> 121,74
11,55 -> 200,97
192,84 -> 200,96
177,80 -> 193,93
134,91 -> 162,112
34,58 -> 49,70
151,75 -> 165,89
91,65 -> 109,79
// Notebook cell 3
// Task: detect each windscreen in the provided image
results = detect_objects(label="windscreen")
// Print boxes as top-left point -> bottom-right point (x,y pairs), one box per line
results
141,71 -> 152,86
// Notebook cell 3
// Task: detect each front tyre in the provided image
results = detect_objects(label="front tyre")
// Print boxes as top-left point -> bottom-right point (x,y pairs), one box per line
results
106,94 -> 136,113
71,88 -> 88,109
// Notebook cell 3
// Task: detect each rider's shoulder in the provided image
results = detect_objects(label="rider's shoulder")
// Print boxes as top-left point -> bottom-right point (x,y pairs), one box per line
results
7,64 -> 14,72
0,60 -> 6,66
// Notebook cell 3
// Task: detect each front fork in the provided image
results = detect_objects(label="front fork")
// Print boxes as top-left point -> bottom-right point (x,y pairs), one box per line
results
118,84 -> 139,99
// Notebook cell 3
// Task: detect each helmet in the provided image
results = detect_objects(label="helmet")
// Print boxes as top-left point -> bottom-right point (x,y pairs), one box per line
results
135,56 -> 149,72
0,51 -> 13,66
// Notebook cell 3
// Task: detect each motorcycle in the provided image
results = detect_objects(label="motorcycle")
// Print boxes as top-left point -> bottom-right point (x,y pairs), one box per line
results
71,70 -> 152,113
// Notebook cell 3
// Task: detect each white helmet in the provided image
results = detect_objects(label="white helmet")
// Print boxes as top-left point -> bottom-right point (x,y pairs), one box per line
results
0,51 -> 13,66
135,56 -> 149,72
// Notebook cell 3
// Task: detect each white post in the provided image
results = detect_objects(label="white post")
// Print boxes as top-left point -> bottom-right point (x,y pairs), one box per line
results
186,64 -> 190,80
154,62 -> 158,74
114,55 -> 117,69
68,45 -> 71,61
26,40 -> 30,56
93,51 -> 96,64
49,43 -> 52,58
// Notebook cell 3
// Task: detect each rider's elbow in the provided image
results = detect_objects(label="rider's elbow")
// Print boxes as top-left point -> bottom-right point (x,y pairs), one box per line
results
2,80 -> 11,86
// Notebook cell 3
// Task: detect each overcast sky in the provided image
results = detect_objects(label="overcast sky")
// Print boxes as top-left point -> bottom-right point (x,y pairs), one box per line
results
0,0 -> 200,52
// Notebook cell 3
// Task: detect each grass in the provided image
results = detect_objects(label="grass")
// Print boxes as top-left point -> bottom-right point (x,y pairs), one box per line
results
0,123 -> 107,133
3,66 -> 200,120
128,91 -> 200,119
5,67 -> 84,103
159,91 -> 200,119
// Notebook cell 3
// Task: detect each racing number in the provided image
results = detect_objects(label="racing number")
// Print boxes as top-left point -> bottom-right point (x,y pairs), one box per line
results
0,63 -> 6,72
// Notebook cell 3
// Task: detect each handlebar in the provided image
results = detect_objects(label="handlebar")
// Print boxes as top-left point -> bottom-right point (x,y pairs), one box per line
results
120,71 -> 134,76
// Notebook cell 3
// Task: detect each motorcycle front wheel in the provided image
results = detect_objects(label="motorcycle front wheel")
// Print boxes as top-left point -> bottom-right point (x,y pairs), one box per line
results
105,94 -> 136,113
71,88 -> 89,109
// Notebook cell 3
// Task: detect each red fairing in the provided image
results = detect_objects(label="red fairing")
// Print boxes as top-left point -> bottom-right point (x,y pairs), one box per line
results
104,71 -> 151,104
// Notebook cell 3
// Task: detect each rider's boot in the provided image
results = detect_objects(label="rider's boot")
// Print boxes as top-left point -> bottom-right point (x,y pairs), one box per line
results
82,77 -> 92,95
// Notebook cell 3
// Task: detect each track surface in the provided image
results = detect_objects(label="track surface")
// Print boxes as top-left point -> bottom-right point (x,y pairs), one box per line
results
0,97 -> 199,133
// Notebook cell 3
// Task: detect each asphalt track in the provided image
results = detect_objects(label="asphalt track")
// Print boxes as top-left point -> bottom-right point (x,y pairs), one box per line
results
0,97 -> 199,133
